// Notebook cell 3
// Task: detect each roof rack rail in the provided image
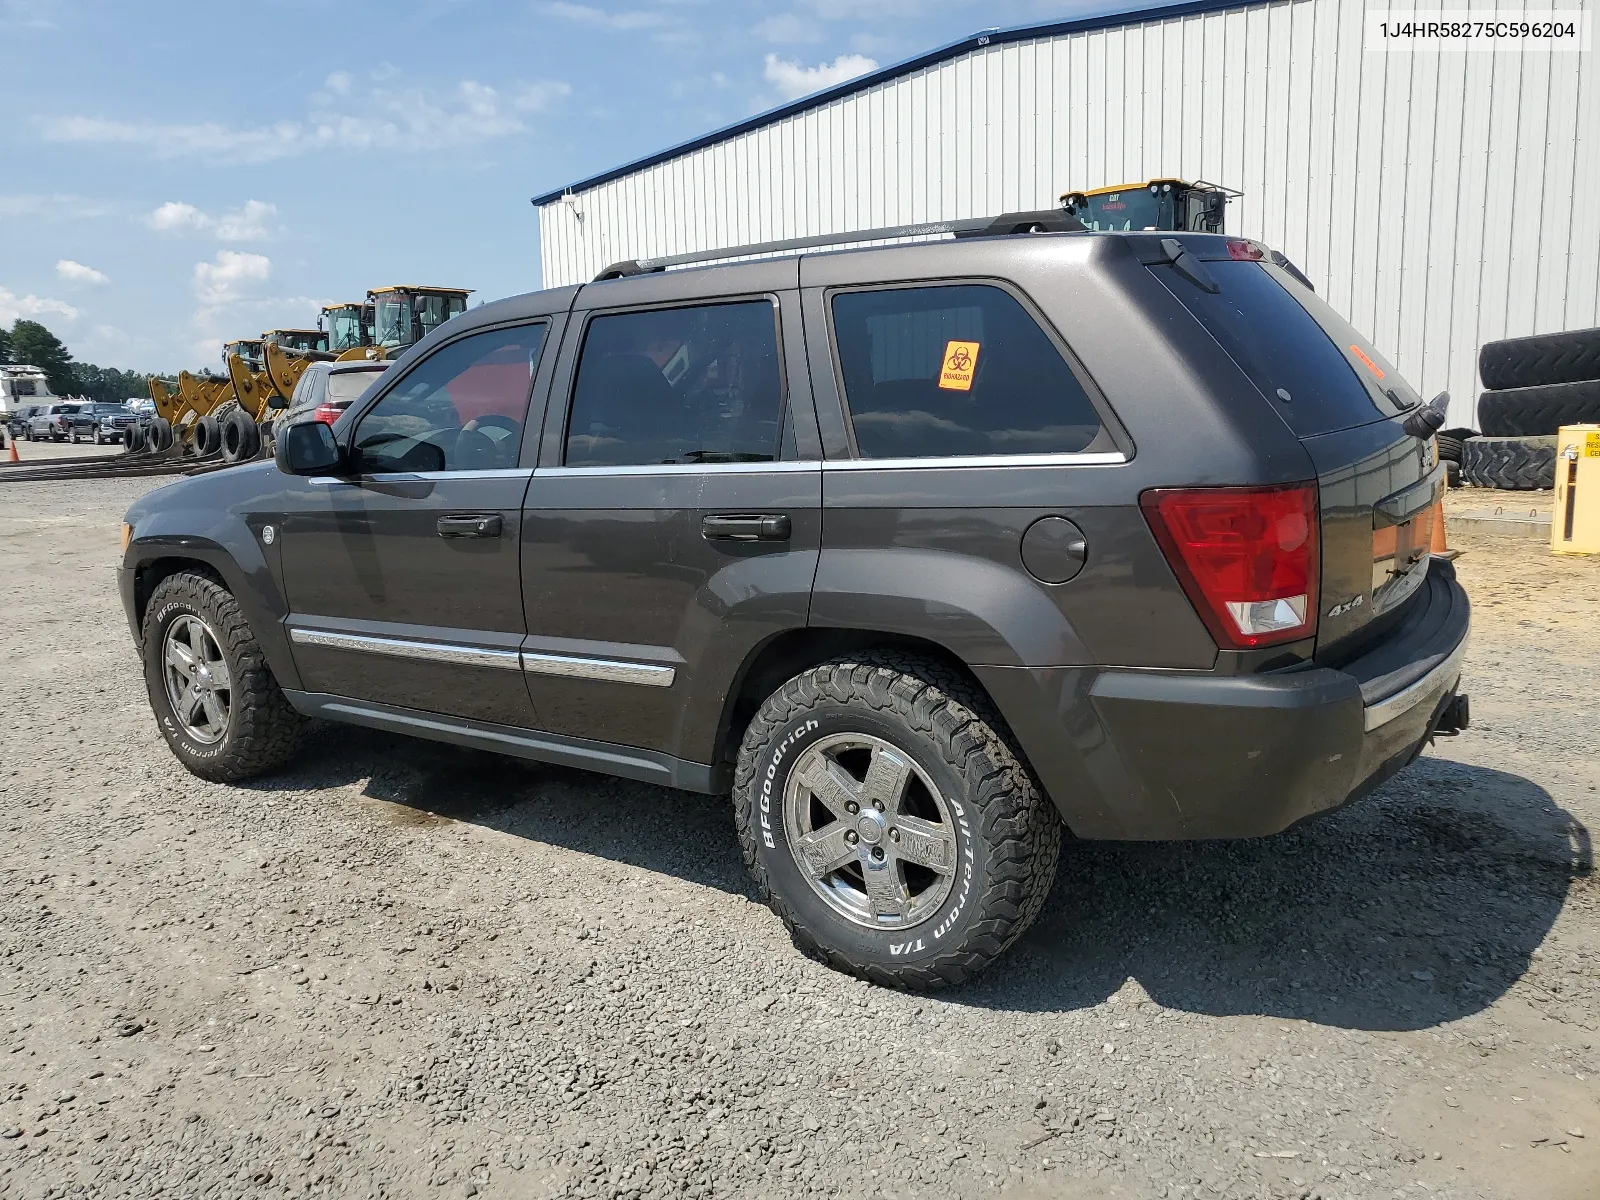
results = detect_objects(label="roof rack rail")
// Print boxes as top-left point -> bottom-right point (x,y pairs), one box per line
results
592,208 -> 1085,281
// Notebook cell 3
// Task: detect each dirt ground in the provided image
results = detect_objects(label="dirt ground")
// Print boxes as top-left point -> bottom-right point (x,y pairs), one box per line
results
1,475 -> 1597,1200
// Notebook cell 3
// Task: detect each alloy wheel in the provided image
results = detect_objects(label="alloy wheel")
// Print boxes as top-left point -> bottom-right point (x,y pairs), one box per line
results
782,733 -> 959,930
161,614 -> 233,745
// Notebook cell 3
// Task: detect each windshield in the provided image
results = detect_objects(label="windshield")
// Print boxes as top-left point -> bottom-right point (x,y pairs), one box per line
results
375,297 -> 410,348
327,308 -> 365,352
325,371 -> 384,404
1076,189 -> 1174,231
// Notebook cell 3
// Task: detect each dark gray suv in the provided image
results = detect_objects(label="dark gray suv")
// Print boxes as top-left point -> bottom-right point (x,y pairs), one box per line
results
119,225 -> 1470,988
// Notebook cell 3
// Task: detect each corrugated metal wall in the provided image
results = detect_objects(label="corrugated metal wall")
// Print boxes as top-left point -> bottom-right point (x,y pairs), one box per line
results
538,0 -> 1598,429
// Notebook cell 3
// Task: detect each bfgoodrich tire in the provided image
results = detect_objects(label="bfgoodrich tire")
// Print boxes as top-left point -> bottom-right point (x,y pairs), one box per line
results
1479,327 -> 1600,391
734,653 -> 1061,989
1460,434 -> 1557,490
141,571 -> 306,782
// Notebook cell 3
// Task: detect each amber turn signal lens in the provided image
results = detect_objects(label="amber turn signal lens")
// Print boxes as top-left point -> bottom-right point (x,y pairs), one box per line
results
120,523 -> 133,553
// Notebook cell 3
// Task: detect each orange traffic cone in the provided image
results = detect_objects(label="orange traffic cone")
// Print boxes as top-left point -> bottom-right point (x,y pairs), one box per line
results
6,432 -> 17,463
1430,497 -> 1448,554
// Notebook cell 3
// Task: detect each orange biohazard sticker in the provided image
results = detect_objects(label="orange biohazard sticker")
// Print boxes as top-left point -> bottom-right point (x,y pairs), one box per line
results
1348,344 -> 1386,380
939,340 -> 980,391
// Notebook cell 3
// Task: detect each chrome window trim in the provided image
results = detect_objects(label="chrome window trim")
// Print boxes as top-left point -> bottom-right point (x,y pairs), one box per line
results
364,468 -> 534,482
307,468 -> 533,486
289,628 -> 523,671
823,451 -> 1128,471
1362,631 -> 1469,732
521,651 -> 676,687
542,461 -> 819,477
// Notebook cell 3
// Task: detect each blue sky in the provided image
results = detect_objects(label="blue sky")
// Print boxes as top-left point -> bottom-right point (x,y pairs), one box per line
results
0,0 -> 1119,375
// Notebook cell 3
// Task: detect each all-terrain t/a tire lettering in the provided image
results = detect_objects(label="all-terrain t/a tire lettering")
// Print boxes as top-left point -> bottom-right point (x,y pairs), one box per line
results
141,571 -> 306,782
734,652 -> 1061,989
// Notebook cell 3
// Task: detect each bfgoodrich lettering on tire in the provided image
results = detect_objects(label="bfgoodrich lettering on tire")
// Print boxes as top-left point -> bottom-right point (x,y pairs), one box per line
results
141,571 -> 307,782
733,652 -> 1061,989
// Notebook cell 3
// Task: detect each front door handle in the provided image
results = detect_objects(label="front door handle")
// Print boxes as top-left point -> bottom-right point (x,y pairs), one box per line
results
437,513 -> 503,539
702,513 -> 792,542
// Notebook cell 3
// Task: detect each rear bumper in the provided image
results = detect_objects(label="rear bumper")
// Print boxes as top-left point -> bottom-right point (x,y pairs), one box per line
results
979,557 -> 1470,840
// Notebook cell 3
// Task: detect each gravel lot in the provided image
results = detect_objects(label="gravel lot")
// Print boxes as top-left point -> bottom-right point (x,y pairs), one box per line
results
1,475 -> 1597,1200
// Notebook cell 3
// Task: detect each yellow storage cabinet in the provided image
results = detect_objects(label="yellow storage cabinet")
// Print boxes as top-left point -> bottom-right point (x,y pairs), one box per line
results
1552,424 -> 1600,555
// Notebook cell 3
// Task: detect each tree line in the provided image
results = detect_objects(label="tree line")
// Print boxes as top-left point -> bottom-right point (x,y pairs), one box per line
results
0,319 -> 168,405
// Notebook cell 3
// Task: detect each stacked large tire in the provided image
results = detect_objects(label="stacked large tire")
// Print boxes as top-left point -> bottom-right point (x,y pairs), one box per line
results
1468,327 -> 1600,489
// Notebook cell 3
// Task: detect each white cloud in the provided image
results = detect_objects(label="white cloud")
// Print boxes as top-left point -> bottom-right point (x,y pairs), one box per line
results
536,2 -> 665,30
56,259 -> 109,285
763,52 -> 878,101
44,73 -> 571,164
192,250 -> 271,308
324,70 -> 352,95
147,200 -> 207,231
146,199 -> 278,241
0,285 -> 79,325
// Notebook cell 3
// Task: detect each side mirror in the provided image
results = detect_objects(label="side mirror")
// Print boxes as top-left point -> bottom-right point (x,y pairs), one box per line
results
275,420 -> 345,476
266,390 -> 289,410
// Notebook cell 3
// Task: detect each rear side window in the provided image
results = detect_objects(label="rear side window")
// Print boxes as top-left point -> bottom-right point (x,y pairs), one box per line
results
1154,260 -> 1417,437
565,300 -> 784,467
830,284 -> 1103,459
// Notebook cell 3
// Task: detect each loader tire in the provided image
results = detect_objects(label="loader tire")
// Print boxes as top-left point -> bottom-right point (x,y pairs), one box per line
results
1477,380 -> 1600,437
1459,435 -> 1557,490
1479,327 -> 1600,391
221,409 -> 261,463
194,414 -> 222,458
148,418 -> 174,453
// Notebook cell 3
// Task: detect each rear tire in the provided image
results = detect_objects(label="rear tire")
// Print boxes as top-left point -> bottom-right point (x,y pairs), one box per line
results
1460,434 -> 1557,490
148,418 -> 174,453
734,652 -> 1061,989
141,572 -> 306,782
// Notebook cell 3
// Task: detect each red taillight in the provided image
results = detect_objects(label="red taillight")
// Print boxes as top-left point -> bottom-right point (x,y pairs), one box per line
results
1141,484 -> 1320,649
312,402 -> 343,424
1226,238 -> 1265,261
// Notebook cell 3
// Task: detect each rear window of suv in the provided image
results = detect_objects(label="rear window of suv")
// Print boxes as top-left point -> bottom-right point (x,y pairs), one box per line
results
1153,259 -> 1419,438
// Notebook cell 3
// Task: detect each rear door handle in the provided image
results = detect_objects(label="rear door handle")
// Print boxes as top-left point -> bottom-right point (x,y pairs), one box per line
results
702,513 -> 792,542
437,513 -> 503,539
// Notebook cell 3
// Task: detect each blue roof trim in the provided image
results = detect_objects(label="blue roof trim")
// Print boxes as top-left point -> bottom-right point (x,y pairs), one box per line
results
530,0 -> 1267,207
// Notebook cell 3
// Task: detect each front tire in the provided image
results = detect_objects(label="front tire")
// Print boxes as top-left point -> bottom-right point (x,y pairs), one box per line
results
734,653 -> 1061,989
141,572 -> 306,782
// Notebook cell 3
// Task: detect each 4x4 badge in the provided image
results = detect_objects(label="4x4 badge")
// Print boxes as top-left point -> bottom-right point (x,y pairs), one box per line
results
1327,593 -> 1364,618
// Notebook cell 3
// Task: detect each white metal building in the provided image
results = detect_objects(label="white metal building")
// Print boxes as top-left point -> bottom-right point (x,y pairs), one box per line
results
534,0 -> 1598,429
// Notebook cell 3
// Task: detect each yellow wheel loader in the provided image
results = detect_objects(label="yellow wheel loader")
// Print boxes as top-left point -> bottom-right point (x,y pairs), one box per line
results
1058,178 -> 1314,290
322,302 -> 381,361
1059,178 -> 1240,233
369,285 -> 471,353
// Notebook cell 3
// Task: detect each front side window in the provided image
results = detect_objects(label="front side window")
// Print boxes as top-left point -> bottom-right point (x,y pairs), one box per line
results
565,300 -> 784,467
830,284 -> 1103,459
353,324 -> 545,474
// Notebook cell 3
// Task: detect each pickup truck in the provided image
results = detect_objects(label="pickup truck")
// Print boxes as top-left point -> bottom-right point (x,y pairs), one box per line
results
26,403 -> 82,442
70,402 -> 138,445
